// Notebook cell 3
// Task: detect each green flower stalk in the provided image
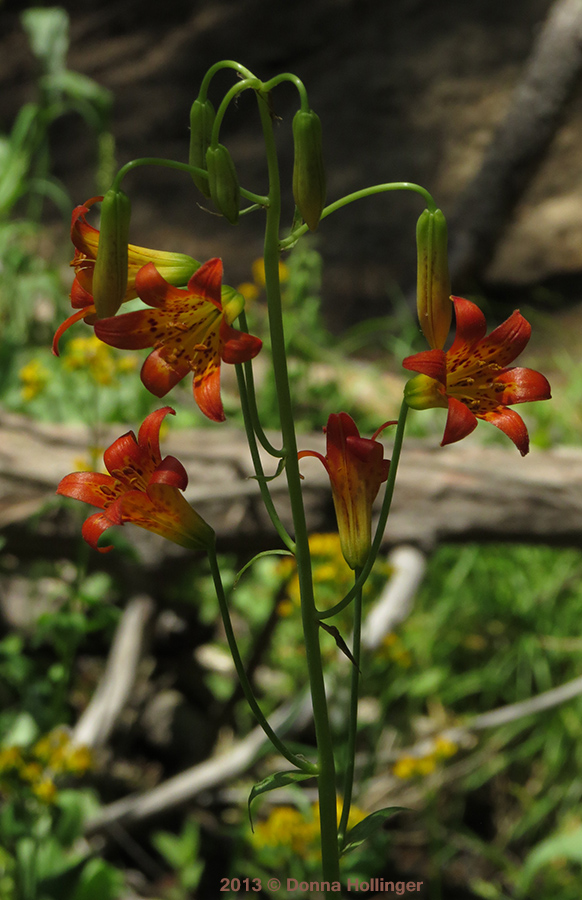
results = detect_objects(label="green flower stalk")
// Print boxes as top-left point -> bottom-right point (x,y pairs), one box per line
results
189,97 -> 215,197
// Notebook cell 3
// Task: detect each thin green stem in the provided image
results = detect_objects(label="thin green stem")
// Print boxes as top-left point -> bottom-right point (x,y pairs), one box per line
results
234,362 -> 295,552
198,60 -> 258,100
260,72 -> 309,108
238,310 -> 285,459
256,87 -> 340,887
207,548 -> 315,773
212,78 -> 261,146
112,157 -> 267,206
337,568 -> 363,850
318,399 -> 409,621
280,182 -> 437,250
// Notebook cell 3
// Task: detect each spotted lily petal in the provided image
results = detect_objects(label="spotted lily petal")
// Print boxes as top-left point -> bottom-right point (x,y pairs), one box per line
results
57,408 -> 213,552
403,297 -> 551,455
94,258 -> 262,422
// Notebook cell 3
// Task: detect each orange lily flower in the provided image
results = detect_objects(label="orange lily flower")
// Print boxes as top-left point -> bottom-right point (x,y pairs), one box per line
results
53,197 -> 200,353
402,296 -> 551,456
57,407 -> 214,553
298,413 -> 393,569
93,258 -> 262,422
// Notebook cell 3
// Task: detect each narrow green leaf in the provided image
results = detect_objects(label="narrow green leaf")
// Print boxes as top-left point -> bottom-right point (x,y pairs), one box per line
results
233,549 -> 295,587
249,456 -> 287,483
248,770 -> 315,831
319,621 -> 359,671
341,807 -> 406,855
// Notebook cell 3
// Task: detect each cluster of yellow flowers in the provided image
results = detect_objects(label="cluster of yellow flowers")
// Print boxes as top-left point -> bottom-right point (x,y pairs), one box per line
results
62,335 -> 137,386
0,728 -> 93,804
252,799 -> 366,861
18,358 -> 50,401
392,735 -> 458,780
277,533 -> 352,617
236,257 -> 290,304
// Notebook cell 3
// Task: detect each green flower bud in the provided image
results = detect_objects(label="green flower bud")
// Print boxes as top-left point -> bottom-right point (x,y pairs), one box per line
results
416,208 -> 451,349
92,188 -> 131,319
404,374 -> 447,411
292,108 -> 326,231
188,98 -> 215,198
205,143 -> 240,225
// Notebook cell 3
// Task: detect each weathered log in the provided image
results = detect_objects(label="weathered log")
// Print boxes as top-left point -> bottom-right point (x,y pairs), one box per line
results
0,410 -> 580,555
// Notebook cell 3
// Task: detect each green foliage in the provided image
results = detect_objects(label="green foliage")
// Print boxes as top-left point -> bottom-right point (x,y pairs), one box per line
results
151,817 -> 204,898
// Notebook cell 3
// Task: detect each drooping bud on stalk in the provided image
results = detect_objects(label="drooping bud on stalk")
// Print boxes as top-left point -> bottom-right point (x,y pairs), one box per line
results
404,373 -> 447,411
205,143 -> 240,225
292,108 -> 326,231
416,208 -> 451,349
92,188 -> 131,319
188,97 -> 215,198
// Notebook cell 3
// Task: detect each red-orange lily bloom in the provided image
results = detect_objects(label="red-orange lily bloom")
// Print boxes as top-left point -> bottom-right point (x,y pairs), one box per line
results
402,296 -> 551,456
92,258 -> 262,422
57,407 -> 214,553
53,197 -> 200,353
298,413 -> 393,569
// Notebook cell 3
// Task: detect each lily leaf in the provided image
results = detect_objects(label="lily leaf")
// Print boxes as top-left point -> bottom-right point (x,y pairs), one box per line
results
233,549 -> 295,587
248,770 -> 315,831
319,621 -> 359,671
249,456 -> 287,483
341,807 -> 406,855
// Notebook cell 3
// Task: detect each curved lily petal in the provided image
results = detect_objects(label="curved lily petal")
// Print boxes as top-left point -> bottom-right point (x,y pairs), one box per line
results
403,296 -> 551,454
299,413 -> 392,569
482,406 -> 530,457
57,408 -> 214,552
441,397 -> 478,447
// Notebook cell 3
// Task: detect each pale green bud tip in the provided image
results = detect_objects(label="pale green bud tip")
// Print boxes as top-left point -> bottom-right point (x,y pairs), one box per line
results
404,374 -> 447,411
223,290 -> 245,325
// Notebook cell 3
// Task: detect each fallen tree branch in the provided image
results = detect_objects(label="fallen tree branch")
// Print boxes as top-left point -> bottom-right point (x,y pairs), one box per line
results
72,595 -> 155,749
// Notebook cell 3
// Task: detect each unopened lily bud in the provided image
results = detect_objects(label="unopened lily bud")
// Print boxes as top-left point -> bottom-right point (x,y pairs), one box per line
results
292,108 -> 326,231
404,373 -> 447,411
222,288 -> 245,325
92,188 -> 131,319
206,143 -> 240,225
188,98 -> 215,198
416,208 -> 451,349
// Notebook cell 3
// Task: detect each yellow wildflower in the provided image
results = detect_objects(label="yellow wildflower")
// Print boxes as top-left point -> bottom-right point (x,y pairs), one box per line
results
415,755 -> 437,776
236,281 -> 259,304
251,257 -> 290,288
32,778 -> 57,804
253,805 -> 318,859
434,736 -> 458,759
19,358 -> 49,401
0,746 -> 22,772
392,756 -> 418,780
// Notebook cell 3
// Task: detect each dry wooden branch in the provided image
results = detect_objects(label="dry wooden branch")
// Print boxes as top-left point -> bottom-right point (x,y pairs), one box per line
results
72,595 -> 155,749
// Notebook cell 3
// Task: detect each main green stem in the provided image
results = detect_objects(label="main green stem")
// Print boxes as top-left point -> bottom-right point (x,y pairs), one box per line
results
256,89 -> 340,886
337,569 -> 363,849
